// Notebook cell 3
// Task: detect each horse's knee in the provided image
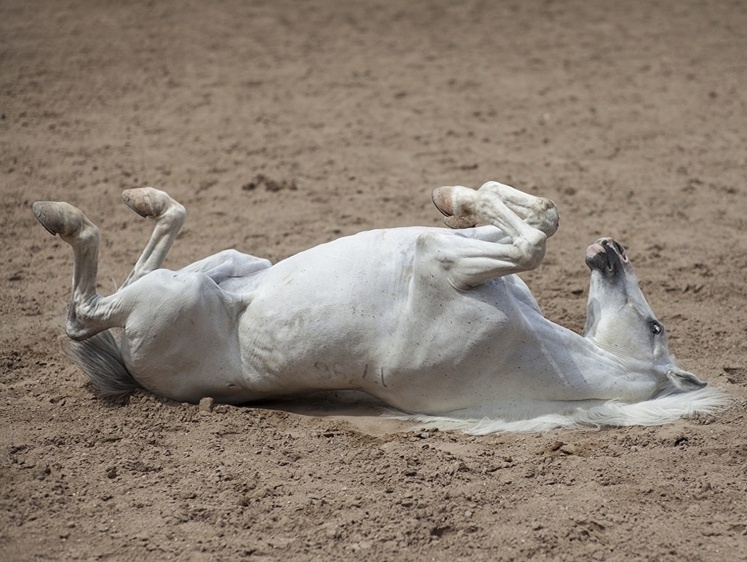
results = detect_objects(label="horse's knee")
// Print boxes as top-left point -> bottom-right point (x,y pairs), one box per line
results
514,232 -> 547,271
533,199 -> 559,238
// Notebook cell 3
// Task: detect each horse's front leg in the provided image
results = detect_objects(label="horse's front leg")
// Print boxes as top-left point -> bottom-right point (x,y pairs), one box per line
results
424,181 -> 559,289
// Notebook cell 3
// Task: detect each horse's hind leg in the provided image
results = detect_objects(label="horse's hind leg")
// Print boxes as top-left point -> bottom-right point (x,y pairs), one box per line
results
120,187 -> 186,287
422,181 -> 559,289
33,188 -> 185,336
34,201 -> 145,397
122,187 -> 270,287
33,201 -> 122,339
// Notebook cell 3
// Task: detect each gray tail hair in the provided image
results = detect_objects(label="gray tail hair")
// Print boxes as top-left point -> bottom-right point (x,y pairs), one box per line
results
65,330 -> 142,399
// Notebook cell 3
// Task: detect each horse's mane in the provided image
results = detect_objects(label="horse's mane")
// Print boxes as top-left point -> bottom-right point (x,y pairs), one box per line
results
390,387 -> 733,434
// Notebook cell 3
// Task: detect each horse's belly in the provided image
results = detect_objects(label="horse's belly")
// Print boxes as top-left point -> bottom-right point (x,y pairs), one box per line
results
234,228 -> 540,409
238,296 -> 401,394
239,277 -> 530,412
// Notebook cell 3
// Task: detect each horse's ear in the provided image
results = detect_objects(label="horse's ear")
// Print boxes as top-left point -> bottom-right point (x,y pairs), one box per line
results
667,367 -> 707,390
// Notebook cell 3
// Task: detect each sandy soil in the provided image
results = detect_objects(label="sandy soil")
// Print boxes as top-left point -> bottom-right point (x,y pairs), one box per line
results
3,0 -> 747,559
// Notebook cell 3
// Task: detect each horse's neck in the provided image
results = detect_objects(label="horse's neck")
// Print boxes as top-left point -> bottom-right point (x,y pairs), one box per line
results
516,315 -> 658,401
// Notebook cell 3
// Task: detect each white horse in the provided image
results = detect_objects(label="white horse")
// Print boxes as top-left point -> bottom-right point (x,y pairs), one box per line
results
33,182 -> 727,433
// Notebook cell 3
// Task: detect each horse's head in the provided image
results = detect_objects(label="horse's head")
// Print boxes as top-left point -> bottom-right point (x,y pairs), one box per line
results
583,237 -> 706,393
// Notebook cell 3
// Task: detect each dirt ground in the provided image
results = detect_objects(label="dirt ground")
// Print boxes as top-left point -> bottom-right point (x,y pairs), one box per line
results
2,0 -> 747,560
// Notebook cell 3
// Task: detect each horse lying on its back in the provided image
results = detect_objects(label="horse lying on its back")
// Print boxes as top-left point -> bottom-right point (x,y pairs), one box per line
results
33,181 -> 728,433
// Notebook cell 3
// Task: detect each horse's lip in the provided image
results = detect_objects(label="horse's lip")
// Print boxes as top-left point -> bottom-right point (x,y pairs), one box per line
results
585,242 -> 606,260
585,239 -> 626,274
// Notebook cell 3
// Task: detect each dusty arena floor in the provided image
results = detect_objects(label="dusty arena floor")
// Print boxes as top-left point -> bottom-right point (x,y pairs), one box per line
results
2,0 -> 747,559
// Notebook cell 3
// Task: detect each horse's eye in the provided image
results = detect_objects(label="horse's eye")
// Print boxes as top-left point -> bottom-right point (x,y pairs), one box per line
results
650,321 -> 663,335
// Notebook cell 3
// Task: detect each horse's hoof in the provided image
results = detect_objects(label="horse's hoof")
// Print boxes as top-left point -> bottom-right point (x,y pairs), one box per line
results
442,215 -> 478,229
122,187 -> 175,219
32,201 -> 86,238
432,186 -> 477,229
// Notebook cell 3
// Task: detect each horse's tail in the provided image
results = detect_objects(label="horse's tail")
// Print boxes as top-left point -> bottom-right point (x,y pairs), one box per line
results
65,330 -> 142,399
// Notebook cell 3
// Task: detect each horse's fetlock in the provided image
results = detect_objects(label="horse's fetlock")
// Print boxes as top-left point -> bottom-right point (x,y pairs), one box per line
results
475,195 -> 498,220
161,204 -> 186,224
537,201 -> 559,237
76,224 -> 101,245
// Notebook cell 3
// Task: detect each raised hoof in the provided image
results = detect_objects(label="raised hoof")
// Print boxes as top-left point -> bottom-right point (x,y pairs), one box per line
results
32,201 -> 88,238
432,186 -> 477,229
122,187 -> 177,219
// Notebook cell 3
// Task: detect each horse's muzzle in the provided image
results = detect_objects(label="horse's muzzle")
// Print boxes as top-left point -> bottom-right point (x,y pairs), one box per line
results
585,237 -> 628,275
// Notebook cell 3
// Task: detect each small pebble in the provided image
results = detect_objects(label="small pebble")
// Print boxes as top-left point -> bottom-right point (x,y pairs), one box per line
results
199,397 -> 214,412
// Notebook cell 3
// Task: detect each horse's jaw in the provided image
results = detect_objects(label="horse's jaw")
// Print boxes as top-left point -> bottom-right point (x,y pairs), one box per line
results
581,332 -> 707,401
